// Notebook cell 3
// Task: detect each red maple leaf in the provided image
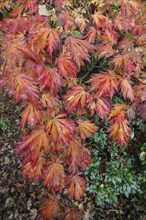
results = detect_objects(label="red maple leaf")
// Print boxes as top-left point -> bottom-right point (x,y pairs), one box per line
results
43,158 -> 65,192
21,103 -> 42,130
65,36 -> 95,68
108,104 -> 131,147
121,78 -> 134,101
64,85 -> 89,113
88,70 -> 120,98
56,47 -> 78,79
39,67 -> 62,96
46,113 -> 75,144
77,119 -> 98,139
66,174 -> 86,200
87,95 -> 111,119
63,139 -> 91,173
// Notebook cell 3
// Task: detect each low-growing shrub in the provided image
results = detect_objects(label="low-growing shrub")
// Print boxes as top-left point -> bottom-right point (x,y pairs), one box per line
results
0,0 -> 145,219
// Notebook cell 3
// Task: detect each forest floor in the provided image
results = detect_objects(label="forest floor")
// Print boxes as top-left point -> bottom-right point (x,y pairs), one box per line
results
0,91 -> 145,220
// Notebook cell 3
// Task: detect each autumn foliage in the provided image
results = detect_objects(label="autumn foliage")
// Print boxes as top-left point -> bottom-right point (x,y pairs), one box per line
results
0,0 -> 145,219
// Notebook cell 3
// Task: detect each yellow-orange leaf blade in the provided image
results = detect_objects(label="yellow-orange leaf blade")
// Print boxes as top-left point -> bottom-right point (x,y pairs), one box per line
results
121,78 -> 134,101
64,85 -> 89,114
88,70 -> 120,98
66,174 -> 86,200
77,119 -> 98,139
43,159 -> 65,192
46,113 -> 75,144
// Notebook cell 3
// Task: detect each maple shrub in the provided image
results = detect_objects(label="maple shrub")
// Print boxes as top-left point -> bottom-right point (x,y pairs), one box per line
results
0,0 -> 146,219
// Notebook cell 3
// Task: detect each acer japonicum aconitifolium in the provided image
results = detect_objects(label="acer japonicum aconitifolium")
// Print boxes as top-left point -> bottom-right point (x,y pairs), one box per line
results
0,0 -> 146,219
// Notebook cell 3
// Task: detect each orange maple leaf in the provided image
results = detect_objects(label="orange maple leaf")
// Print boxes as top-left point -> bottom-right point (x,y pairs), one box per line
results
114,16 -> 134,32
41,93 -> 60,111
46,113 -> 75,144
121,78 -> 134,101
21,103 -> 42,130
108,114 -> 132,147
63,140 -> 82,174
133,84 -> 146,105
39,195 -> 60,220
66,174 -> 86,200
56,47 -> 78,79
109,103 -> 129,118
14,45 -> 39,62
86,27 -> 97,43
39,67 -> 62,95
65,36 -> 95,68
59,12 -> 75,31
87,95 -> 111,119
112,54 -> 135,76
24,0 -> 37,13
96,44 -> 115,58
64,85 -> 89,113
43,158 -> 65,192
88,70 -> 120,98
31,27 -> 60,56
63,140 -> 91,173
75,16 -> 89,32
22,156 -> 45,182
0,71 -> 40,106
0,1 -> 10,10
17,128 -> 49,160
92,12 -> 109,29
108,104 -> 131,146
77,119 -> 98,139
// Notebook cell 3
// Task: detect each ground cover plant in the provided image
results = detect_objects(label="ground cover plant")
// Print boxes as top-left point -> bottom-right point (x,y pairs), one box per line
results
0,0 -> 146,219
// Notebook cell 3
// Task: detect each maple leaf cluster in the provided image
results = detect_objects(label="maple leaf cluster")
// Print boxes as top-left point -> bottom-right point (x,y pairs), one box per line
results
0,0 -> 145,219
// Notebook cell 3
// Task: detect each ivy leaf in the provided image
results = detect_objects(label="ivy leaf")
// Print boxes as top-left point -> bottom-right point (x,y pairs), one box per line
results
66,174 -> 86,200
39,195 -> 60,220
